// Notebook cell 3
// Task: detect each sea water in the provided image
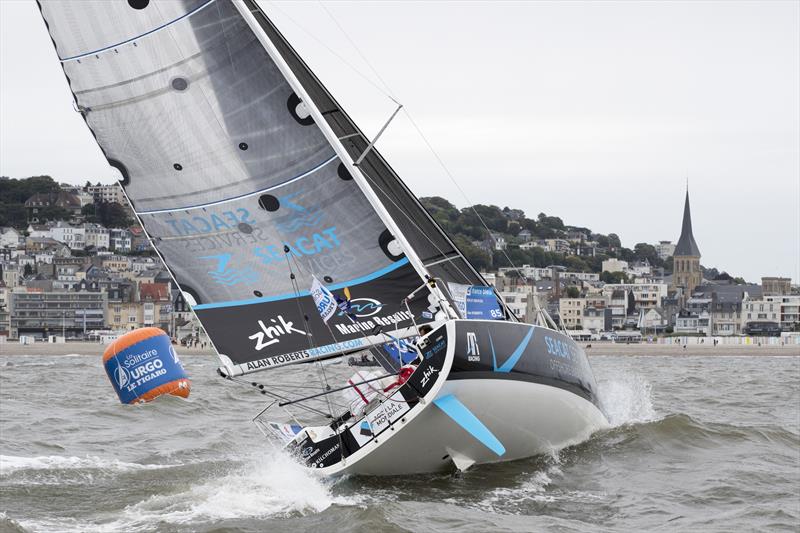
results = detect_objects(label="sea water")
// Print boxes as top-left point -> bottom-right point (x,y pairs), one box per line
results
0,354 -> 798,532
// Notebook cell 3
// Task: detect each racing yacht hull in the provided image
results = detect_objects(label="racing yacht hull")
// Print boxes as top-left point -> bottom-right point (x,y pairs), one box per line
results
285,320 -> 608,476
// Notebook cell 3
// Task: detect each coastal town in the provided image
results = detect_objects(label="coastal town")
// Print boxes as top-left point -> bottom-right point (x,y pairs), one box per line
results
0,176 -> 797,346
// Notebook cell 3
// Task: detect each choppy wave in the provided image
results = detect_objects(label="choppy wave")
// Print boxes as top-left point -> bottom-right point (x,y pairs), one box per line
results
11,451 -> 357,533
0,454 -> 181,474
597,372 -> 658,426
3,354 -> 799,532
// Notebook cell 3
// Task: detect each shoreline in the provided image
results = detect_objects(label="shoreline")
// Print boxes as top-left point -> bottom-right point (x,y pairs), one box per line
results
0,341 -> 797,357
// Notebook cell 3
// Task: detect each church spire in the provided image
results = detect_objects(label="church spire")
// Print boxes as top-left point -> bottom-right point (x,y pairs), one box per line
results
674,189 -> 700,257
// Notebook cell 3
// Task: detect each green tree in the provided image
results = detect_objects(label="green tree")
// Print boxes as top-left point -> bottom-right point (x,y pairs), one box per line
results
95,202 -> 133,228
607,233 -> 622,249
453,235 -> 491,271
23,264 -> 33,276
565,286 -> 580,298
633,242 -> 663,267
600,271 -> 628,284
564,255 -> 590,272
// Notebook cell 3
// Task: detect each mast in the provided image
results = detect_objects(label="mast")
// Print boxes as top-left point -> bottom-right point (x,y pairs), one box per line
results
232,0 -> 457,319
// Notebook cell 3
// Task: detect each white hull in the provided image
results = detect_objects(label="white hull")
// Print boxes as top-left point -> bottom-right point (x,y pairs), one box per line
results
282,321 -> 608,477
332,379 -> 608,476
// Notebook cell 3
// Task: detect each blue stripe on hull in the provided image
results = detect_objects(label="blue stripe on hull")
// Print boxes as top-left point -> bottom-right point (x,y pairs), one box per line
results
433,394 -> 505,456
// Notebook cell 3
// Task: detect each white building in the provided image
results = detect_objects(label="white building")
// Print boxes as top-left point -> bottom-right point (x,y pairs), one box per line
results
87,184 -> 125,204
656,240 -> 676,260
1,264 -> 20,288
0,228 -> 22,248
26,224 -> 52,239
602,258 -> 628,273
559,298 -> 586,330
497,265 -> 552,282
489,233 -> 507,251
110,229 -> 132,253
602,281 -> 667,309
498,290 -> 529,320
741,295 -> 800,332
84,223 -> 110,250
50,222 -> 86,250
537,239 -> 571,254
676,309 -> 711,335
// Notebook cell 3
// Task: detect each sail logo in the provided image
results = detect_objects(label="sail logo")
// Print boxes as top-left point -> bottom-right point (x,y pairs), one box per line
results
253,227 -> 341,265
466,332 -> 480,361
202,253 -> 259,286
166,208 -> 254,236
114,365 -> 131,388
249,315 -> 305,351
420,365 -> 438,388
339,298 -> 383,318
275,192 -> 324,234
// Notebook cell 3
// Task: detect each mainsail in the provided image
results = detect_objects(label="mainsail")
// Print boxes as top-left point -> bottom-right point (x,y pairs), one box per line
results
38,0 -> 499,375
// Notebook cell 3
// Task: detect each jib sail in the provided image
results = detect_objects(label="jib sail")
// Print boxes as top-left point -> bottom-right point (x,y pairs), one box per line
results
38,0 -> 498,376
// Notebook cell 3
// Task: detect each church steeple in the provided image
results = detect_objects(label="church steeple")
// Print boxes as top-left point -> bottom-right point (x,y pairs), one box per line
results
671,186 -> 702,298
674,189 -> 701,257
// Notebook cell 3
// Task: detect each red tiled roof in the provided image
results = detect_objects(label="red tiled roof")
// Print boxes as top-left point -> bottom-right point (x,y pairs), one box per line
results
139,282 -> 169,301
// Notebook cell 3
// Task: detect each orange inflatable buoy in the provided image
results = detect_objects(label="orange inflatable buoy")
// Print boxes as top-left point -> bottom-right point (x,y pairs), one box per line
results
103,328 -> 190,404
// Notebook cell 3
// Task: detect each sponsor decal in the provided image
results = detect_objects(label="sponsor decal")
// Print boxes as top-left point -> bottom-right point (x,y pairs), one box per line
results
366,394 -> 408,436
165,209 -> 254,236
311,276 -> 337,323
422,337 -> 446,360
466,332 -> 480,362
253,227 -> 341,265
245,350 -> 311,371
313,443 -> 340,468
300,446 -> 317,459
248,315 -> 305,351
420,365 -> 438,388
201,253 -> 258,286
448,283 -> 503,320
359,420 -> 373,436
275,192 -> 324,233
340,298 -> 383,318
112,344 -> 176,397
333,309 -> 414,335
114,365 -> 130,388
544,335 -> 577,360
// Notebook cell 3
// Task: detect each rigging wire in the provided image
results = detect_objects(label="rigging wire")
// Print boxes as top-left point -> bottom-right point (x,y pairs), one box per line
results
283,248 -> 336,419
263,1 -> 487,291
315,3 -> 534,288
262,0 -> 399,104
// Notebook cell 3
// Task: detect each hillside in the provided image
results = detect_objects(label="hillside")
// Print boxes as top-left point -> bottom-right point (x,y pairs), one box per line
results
419,196 -> 729,280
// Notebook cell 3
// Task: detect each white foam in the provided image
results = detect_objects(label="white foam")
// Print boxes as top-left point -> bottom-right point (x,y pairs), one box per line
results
116,450 -> 354,527
0,454 -> 180,474
9,451 -> 356,532
598,373 -> 658,426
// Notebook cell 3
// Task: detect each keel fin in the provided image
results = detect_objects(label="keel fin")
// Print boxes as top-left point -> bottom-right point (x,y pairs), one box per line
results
446,447 -> 476,472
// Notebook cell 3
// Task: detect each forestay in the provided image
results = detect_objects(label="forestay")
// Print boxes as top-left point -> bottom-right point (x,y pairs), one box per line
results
38,0 -> 501,376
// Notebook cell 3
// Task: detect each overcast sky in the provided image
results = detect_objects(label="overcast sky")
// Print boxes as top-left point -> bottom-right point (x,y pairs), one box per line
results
1,0 -> 797,283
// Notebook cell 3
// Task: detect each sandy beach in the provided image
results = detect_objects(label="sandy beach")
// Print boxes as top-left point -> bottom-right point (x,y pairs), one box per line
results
1,341 -> 797,357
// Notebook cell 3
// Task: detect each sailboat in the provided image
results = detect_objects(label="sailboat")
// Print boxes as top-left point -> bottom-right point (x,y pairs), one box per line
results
38,0 -> 608,475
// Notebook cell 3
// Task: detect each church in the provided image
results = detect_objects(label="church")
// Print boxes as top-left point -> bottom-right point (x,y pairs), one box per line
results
670,189 -> 702,299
